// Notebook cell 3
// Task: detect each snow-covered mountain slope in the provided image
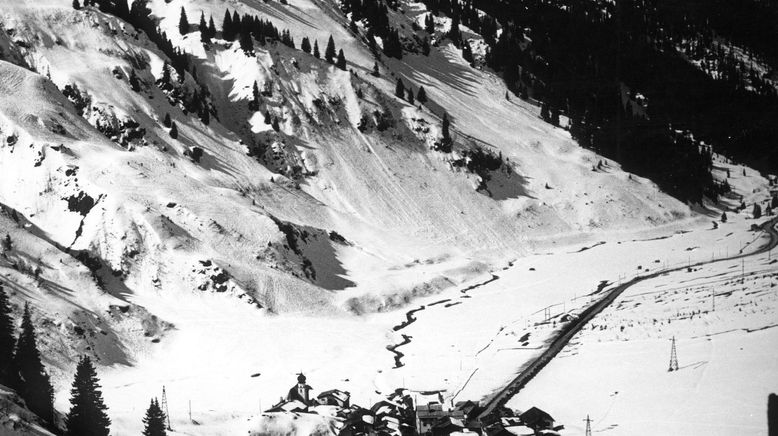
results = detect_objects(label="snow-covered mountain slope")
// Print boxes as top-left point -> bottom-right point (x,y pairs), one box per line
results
0,0 -> 695,311
0,385 -> 57,436
1,0 -> 767,433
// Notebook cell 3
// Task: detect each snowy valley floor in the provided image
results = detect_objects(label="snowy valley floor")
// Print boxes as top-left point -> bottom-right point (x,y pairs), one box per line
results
507,230 -> 778,435
51,202 -> 773,436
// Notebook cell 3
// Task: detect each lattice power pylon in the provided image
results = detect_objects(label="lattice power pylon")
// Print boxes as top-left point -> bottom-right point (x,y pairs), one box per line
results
668,336 -> 679,371
584,415 -> 593,436
162,386 -> 172,430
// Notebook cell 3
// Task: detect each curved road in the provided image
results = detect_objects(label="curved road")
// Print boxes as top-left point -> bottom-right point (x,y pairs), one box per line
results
477,216 -> 778,422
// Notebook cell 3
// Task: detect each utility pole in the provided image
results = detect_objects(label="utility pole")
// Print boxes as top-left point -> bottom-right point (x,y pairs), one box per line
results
189,399 -> 192,423
668,336 -> 679,372
162,386 -> 172,430
584,415 -> 593,436
711,288 -> 715,312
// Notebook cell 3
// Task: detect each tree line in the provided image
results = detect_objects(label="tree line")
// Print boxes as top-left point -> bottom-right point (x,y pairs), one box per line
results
413,0 -> 778,203
0,285 -> 169,435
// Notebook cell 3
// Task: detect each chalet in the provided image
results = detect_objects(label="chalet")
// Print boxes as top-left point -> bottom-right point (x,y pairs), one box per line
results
432,416 -> 466,436
318,389 -> 351,408
416,403 -> 465,436
519,407 -> 554,431
454,400 -> 480,421
265,399 -> 308,413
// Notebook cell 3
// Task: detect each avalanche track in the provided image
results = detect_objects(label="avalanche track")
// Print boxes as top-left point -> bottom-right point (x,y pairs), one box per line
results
476,216 -> 778,422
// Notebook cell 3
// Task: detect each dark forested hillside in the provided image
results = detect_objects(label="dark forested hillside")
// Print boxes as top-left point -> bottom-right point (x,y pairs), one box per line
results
414,0 -> 778,203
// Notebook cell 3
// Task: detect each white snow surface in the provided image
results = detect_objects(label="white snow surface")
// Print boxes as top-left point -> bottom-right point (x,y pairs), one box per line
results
0,0 -> 776,434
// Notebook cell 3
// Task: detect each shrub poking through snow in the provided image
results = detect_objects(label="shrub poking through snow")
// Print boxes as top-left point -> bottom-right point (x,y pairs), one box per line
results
190,147 -> 204,163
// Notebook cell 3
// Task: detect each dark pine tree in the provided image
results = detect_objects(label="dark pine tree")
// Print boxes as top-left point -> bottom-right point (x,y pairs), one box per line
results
461,41 -> 473,63
199,104 -> 210,125
222,9 -> 234,41
301,37 -> 311,54
163,113 -> 171,128
407,87 -> 414,104
540,102 -> 550,121
231,10 -> 240,33
169,121 -> 178,139
129,69 -> 141,92
73,0 -> 81,10
325,35 -> 336,63
208,16 -> 216,38
65,356 -> 111,436
271,117 -> 280,131
14,303 -> 54,424
3,233 -> 12,252
199,12 -> 210,44
0,284 -> 17,388
395,78 -> 405,98
336,49 -> 347,70
178,7 -> 189,35
239,26 -> 254,55
448,13 -> 461,46
551,106 -> 560,126
264,110 -> 271,124
142,398 -> 167,436
441,112 -> 452,149
160,61 -> 172,88
416,86 -> 427,104
313,40 -> 320,59
249,80 -> 261,111
425,13 -> 434,34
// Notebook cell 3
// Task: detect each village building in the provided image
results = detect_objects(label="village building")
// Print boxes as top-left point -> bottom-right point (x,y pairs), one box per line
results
416,402 -> 466,436
287,373 -> 313,406
518,407 -> 555,432
317,389 -> 351,408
